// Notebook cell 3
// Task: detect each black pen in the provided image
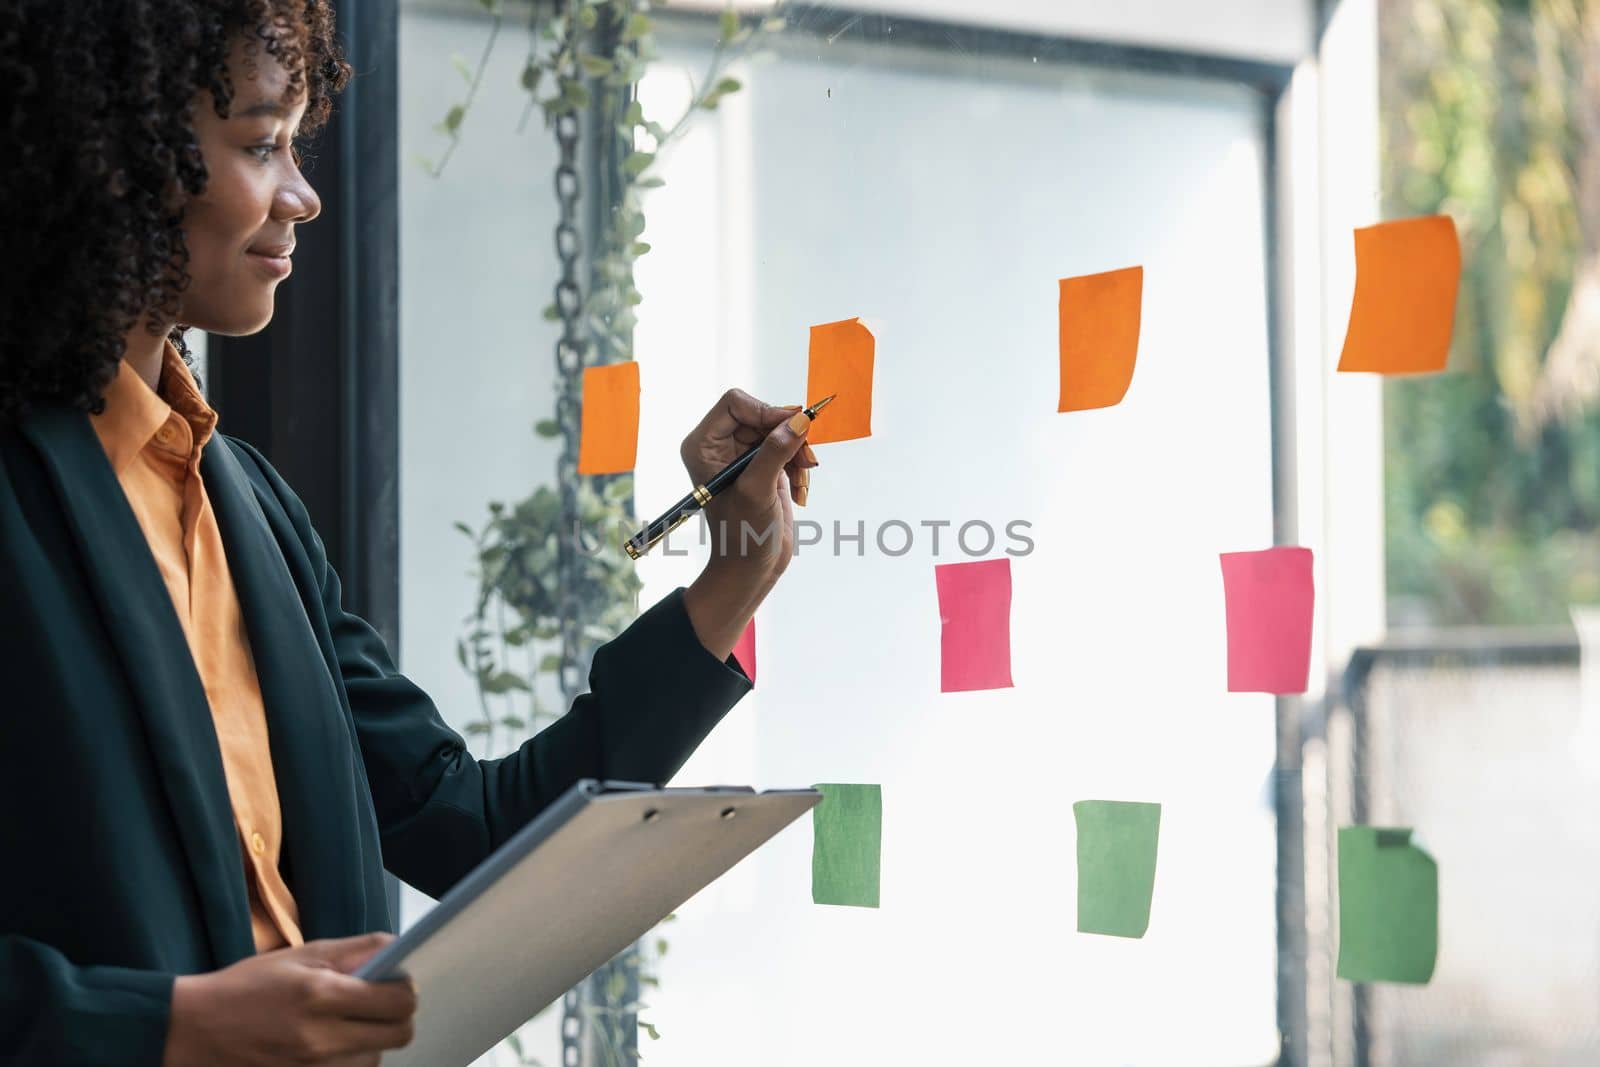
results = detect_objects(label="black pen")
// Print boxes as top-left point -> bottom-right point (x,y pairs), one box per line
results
624,394 -> 836,560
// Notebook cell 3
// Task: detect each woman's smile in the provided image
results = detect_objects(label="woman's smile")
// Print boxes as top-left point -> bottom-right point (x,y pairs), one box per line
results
245,247 -> 293,279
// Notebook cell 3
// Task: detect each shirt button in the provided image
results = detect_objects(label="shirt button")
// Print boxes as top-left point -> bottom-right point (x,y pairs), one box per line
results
250,831 -> 266,854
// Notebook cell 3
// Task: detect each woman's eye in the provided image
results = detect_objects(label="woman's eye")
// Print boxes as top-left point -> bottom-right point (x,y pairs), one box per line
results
249,142 -> 303,165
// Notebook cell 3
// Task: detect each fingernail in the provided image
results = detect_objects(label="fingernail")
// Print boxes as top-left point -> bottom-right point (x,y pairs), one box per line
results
802,443 -> 819,466
796,483 -> 809,506
781,403 -> 804,411
786,411 -> 812,435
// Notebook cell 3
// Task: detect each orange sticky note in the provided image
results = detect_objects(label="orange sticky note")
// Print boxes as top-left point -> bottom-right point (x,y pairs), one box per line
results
576,361 -> 640,475
1058,266 -> 1143,412
806,318 -> 874,444
1338,215 -> 1461,374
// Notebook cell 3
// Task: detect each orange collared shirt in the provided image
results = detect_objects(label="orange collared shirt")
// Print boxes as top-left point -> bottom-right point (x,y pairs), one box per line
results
90,339 -> 303,954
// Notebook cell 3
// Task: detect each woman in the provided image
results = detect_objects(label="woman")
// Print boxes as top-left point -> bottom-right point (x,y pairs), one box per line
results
0,2 -> 815,1064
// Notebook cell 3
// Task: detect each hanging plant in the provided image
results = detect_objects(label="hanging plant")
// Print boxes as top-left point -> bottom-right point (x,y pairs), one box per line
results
419,2 -> 787,1064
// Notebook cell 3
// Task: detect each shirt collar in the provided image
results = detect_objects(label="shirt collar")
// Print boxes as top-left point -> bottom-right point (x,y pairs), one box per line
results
89,338 -> 218,475
158,340 -> 217,448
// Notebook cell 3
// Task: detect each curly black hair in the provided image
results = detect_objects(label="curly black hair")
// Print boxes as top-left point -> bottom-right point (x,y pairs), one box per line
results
0,0 -> 351,426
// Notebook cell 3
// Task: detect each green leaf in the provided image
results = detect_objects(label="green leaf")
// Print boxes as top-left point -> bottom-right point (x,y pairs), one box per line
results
699,77 -> 741,110
654,937 -> 669,956
604,475 -> 634,500
534,419 -> 561,438
443,104 -> 465,135
643,1022 -> 661,1041
481,671 -> 531,694
563,79 -> 592,109
636,176 -> 666,189
464,721 -> 492,735
455,638 -> 469,670
452,520 -> 474,537
761,16 -> 787,33
577,4 -> 598,29
507,1033 -> 524,1057
501,715 -> 526,730
451,52 -> 475,85
579,54 -> 614,77
622,12 -> 652,43
621,151 -> 655,177
622,100 -> 645,126
477,0 -> 499,10
520,61 -> 542,92
630,241 -> 651,257
719,6 -> 740,43
538,653 -> 564,673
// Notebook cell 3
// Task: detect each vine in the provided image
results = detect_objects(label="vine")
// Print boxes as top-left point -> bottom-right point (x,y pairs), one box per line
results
418,1 -> 786,1063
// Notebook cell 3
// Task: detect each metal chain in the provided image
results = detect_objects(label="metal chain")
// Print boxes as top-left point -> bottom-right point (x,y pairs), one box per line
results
553,103 -> 584,701
551,94 -> 587,1067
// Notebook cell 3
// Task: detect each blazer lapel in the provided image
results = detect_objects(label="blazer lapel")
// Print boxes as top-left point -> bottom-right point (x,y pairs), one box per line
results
18,408 -> 255,966
201,438 -> 375,939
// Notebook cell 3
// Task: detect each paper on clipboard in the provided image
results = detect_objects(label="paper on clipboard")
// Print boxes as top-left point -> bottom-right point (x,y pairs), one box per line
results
359,779 -> 821,1067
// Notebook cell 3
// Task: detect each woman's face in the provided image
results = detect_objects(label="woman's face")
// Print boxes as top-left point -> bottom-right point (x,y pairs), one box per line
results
178,34 -> 318,335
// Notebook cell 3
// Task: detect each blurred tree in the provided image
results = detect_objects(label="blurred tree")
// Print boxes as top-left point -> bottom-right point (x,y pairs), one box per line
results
1381,0 -> 1600,625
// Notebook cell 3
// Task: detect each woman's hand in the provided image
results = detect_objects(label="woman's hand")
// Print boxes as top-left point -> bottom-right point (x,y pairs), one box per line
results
162,933 -> 417,1066
678,388 -> 818,661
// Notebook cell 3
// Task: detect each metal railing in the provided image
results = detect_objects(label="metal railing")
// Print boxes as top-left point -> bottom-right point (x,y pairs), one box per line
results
1318,629 -> 1600,1066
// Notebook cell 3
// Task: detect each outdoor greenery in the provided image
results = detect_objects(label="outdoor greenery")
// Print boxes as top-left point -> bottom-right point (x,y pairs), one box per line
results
1381,0 -> 1600,625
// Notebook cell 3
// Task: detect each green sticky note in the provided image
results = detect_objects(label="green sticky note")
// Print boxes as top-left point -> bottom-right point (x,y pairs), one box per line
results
1074,800 -> 1160,938
811,783 -> 881,908
1337,826 -> 1438,984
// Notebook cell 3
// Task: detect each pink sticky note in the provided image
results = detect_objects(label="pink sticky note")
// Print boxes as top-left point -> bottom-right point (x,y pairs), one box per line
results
732,619 -> 756,685
1220,546 -> 1314,694
935,558 -> 1015,693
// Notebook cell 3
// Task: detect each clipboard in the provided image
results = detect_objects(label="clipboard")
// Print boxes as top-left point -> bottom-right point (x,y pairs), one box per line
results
357,778 -> 822,1067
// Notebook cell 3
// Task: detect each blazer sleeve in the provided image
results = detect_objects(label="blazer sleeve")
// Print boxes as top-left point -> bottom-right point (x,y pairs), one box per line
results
0,935 -> 172,1065
230,438 -> 754,900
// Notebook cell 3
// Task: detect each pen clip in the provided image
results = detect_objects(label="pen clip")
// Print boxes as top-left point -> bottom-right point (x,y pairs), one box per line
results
624,503 -> 700,560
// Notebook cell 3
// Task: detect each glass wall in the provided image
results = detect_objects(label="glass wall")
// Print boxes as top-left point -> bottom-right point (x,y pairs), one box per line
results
398,2 -> 1286,1063
625,23 -> 1282,1066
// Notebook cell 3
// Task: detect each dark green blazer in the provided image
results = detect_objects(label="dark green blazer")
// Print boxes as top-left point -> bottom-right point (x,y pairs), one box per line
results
0,406 -> 751,1064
